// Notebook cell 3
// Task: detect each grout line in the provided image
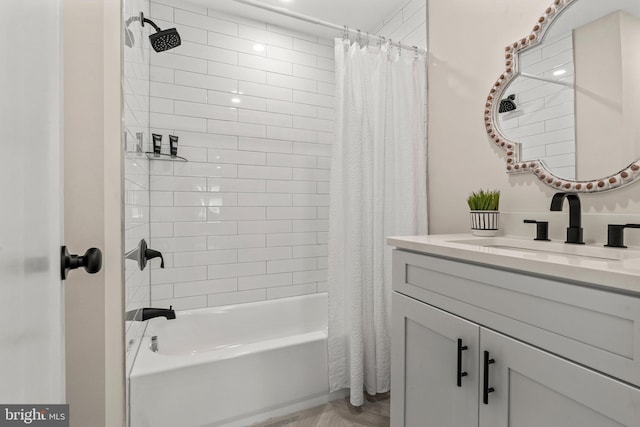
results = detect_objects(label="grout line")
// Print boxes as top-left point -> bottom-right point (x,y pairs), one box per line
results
164,12 -> 333,49
150,81 -> 335,108
151,110 -> 333,132
156,54 -> 336,85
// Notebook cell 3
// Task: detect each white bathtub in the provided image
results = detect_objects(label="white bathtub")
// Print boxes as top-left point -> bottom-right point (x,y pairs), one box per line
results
129,294 -> 335,427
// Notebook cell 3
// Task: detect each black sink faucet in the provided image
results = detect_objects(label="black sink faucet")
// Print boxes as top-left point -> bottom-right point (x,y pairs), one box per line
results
125,306 -> 176,321
550,192 -> 584,244
604,224 -> 640,248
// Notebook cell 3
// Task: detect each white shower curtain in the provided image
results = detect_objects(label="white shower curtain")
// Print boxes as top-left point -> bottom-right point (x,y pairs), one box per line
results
328,39 -> 428,406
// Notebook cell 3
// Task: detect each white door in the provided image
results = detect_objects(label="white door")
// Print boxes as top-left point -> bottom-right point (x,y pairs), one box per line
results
0,0 -> 64,403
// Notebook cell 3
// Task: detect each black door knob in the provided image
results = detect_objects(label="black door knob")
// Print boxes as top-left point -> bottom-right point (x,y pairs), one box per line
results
61,246 -> 103,280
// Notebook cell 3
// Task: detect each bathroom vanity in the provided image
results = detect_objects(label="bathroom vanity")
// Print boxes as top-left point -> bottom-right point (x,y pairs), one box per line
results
388,234 -> 640,427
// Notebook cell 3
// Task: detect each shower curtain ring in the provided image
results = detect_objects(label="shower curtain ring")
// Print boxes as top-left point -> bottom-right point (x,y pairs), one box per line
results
357,29 -> 361,45
366,32 -> 370,47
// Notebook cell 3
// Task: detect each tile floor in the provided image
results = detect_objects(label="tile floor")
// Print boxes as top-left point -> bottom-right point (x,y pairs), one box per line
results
252,393 -> 390,427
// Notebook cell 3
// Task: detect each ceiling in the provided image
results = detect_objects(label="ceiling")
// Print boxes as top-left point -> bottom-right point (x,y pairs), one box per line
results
201,0 -> 410,40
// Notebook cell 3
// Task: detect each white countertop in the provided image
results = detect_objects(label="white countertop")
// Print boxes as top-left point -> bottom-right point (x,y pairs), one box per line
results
387,234 -> 640,295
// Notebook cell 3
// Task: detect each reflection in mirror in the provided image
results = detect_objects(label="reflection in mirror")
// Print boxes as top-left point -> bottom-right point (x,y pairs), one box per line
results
498,32 -> 575,179
494,0 -> 640,185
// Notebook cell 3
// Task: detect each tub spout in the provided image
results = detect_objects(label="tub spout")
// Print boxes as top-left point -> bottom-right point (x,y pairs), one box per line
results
125,306 -> 176,321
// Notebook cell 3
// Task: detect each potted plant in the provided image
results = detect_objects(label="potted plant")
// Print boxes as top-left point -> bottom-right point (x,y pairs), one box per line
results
467,190 -> 500,236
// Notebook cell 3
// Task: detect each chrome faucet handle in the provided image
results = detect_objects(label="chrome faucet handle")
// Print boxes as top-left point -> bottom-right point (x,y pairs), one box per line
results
604,224 -> 640,248
523,220 -> 550,241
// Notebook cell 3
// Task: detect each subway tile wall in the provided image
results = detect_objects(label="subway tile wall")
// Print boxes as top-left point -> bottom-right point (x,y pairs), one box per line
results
147,0 -> 335,310
497,33 -> 576,180
371,0 -> 427,50
123,0 -> 151,392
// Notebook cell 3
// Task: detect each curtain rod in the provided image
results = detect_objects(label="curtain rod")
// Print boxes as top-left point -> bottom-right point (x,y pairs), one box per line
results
229,0 -> 426,54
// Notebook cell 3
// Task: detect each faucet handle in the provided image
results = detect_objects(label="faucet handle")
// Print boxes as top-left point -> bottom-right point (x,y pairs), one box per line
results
125,239 -> 165,270
144,247 -> 165,268
524,220 -> 550,241
605,224 -> 640,248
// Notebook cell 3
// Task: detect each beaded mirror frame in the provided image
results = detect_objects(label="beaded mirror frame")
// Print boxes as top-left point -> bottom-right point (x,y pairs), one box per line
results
484,0 -> 640,193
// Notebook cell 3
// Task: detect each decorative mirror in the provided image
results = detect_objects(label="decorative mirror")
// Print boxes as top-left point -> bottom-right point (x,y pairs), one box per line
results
485,0 -> 640,192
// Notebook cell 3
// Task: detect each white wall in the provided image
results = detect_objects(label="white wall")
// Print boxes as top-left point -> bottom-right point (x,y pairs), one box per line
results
428,0 -> 640,242
574,11 -> 640,181
147,0 -> 335,310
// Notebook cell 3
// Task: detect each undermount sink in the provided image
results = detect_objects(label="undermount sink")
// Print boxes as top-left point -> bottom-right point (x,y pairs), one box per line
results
448,237 -> 640,261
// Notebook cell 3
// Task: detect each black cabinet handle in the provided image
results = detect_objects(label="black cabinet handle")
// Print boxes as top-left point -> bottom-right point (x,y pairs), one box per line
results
61,246 -> 103,280
457,339 -> 468,387
483,351 -> 495,404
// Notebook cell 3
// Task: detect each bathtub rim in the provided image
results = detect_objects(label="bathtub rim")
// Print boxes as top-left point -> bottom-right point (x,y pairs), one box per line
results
131,329 -> 327,377
130,293 -> 328,378
172,292 -> 327,318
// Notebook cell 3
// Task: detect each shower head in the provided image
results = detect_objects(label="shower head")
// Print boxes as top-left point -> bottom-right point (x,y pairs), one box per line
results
124,12 -> 181,52
149,28 -> 182,52
499,94 -> 517,113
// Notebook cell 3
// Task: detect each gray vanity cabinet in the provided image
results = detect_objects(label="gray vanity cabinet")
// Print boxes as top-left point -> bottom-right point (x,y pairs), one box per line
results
390,249 -> 640,427
391,293 -> 479,427
480,327 -> 640,427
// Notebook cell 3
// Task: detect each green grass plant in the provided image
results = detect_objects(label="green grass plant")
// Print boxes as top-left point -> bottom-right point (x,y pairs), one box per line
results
467,189 -> 500,211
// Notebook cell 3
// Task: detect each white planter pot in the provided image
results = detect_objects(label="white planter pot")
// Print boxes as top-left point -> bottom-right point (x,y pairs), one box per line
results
470,210 -> 500,236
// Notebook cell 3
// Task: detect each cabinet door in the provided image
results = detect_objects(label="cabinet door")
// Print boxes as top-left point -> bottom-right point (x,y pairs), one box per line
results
480,328 -> 640,427
391,292 -> 480,427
